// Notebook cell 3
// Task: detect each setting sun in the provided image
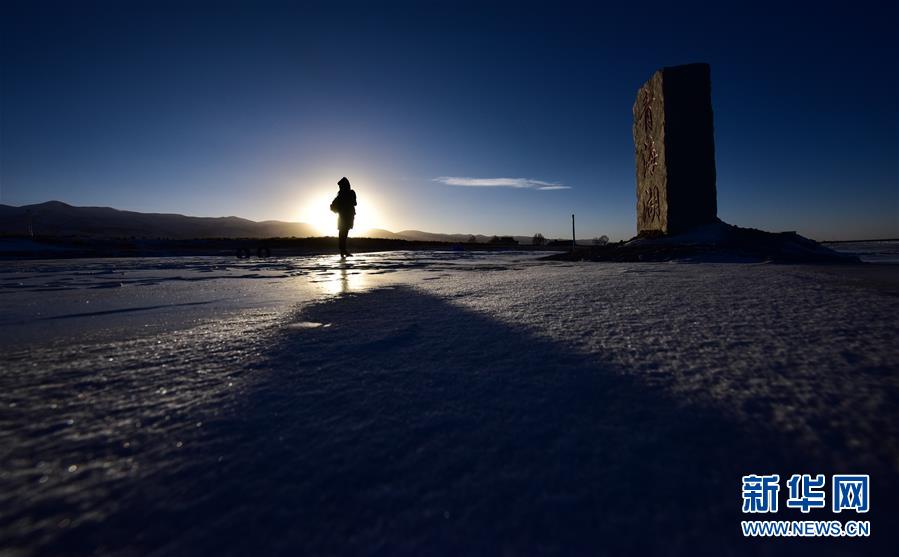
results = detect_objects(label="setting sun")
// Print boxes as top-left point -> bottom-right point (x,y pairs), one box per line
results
297,190 -> 383,236
298,192 -> 338,236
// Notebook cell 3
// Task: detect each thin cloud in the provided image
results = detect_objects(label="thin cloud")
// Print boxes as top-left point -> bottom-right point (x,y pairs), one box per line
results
434,176 -> 571,190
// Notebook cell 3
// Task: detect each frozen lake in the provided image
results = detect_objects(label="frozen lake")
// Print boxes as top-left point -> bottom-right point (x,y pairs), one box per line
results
2,251 -> 898,555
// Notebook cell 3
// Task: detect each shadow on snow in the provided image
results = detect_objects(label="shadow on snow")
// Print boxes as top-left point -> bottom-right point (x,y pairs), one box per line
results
57,286 -> 896,556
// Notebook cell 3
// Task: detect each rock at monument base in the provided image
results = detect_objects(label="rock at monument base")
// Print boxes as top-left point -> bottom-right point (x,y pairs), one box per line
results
634,63 -> 718,235
542,220 -> 861,264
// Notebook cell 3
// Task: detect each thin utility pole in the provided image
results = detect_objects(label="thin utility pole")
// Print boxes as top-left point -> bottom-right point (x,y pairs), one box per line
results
571,214 -> 575,251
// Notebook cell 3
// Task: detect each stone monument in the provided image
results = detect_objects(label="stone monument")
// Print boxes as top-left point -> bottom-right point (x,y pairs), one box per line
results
633,63 -> 718,234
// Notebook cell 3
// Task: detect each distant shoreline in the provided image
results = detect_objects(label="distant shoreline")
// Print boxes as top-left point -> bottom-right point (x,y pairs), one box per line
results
820,238 -> 899,244
2,235 -> 895,262
0,235 -> 567,260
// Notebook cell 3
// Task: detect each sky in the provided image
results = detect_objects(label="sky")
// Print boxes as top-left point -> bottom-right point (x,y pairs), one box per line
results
1,0 -> 897,241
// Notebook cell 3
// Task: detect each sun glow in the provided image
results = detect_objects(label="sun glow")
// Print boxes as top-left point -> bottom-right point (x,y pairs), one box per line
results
297,190 -> 383,236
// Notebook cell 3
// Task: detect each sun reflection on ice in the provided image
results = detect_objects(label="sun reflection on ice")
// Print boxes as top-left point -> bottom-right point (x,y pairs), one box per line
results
315,260 -> 371,296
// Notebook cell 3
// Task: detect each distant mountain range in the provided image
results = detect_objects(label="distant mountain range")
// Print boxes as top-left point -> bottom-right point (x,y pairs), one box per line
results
0,201 -> 535,244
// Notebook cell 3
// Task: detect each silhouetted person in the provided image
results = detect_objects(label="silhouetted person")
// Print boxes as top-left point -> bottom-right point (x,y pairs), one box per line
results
330,176 -> 357,257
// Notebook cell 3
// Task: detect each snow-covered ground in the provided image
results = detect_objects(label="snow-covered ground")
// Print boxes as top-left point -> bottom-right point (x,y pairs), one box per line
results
2,251 -> 898,556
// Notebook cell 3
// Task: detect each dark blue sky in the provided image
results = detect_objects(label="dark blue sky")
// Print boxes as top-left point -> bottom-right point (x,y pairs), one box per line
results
2,0 -> 896,239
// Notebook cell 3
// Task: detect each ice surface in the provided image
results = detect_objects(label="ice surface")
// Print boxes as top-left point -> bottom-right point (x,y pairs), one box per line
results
1,251 -> 898,555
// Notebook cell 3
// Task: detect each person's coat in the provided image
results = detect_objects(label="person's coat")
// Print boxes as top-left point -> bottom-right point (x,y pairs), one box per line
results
330,189 -> 357,230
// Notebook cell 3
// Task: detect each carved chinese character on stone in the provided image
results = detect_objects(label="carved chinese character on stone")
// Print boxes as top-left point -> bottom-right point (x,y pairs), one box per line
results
633,63 -> 718,234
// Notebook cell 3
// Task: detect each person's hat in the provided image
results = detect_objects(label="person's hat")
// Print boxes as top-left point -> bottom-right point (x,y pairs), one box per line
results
338,177 -> 351,188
